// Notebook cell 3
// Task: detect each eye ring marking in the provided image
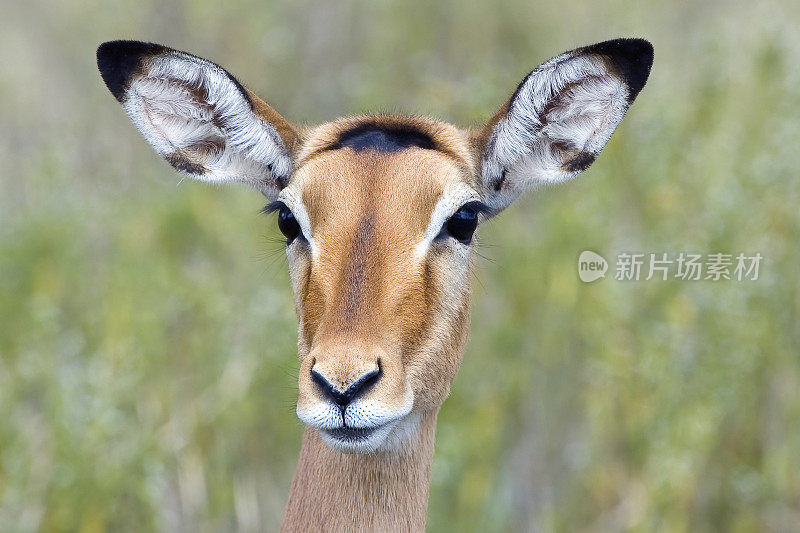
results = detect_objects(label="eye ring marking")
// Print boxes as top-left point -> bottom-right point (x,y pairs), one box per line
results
264,200 -> 302,245
436,201 -> 490,245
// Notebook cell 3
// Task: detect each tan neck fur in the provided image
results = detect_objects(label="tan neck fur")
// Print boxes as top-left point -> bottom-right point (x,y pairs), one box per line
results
281,410 -> 438,532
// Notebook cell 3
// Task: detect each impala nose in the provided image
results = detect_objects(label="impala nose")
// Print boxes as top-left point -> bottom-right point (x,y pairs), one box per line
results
310,362 -> 383,408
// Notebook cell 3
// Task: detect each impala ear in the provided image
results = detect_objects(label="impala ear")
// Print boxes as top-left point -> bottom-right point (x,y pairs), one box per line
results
97,40 -> 298,199
474,38 -> 653,211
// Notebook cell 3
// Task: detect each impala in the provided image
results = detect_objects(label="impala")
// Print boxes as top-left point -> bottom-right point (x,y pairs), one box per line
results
97,37 -> 652,530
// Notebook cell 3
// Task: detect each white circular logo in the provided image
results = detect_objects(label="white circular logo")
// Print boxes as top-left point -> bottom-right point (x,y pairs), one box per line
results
578,251 -> 608,282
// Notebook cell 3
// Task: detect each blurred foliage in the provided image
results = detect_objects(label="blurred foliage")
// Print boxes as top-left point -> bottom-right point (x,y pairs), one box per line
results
1,0 -> 799,531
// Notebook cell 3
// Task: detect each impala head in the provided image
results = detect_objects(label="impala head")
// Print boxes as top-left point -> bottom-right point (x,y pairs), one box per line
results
98,39 -> 652,453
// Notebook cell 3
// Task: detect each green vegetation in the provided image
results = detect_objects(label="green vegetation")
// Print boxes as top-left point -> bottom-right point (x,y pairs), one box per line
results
1,0 -> 798,530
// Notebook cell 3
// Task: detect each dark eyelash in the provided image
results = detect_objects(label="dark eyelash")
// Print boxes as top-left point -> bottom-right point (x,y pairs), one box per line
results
261,200 -> 285,215
461,200 -> 495,218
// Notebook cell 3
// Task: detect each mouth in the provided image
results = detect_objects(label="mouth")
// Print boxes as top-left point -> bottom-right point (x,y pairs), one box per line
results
297,395 -> 419,453
322,425 -> 379,442
317,420 -> 401,453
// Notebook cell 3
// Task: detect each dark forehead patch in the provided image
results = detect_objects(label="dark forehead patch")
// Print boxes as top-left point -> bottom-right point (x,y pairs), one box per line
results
330,124 -> 436,153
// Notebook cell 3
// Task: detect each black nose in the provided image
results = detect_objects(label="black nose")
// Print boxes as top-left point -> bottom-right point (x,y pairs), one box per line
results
310,362 -> 382,408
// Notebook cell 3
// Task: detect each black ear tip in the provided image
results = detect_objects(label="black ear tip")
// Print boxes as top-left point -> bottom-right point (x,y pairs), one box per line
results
585,38 -> 654,101
97,40 -> 168,101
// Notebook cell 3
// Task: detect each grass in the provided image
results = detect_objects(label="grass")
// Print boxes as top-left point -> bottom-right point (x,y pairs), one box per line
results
1,0 -> 799,530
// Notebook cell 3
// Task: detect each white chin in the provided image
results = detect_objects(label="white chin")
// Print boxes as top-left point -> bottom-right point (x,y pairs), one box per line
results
318,412 -> 422,454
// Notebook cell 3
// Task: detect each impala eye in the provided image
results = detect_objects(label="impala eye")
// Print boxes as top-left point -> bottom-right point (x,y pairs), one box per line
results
276,203 -> 301,244
444,202 -> 482,244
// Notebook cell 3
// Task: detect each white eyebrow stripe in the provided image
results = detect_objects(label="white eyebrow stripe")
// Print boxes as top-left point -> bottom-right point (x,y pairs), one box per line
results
415,185 -> 480,257
278,188 -> 318,258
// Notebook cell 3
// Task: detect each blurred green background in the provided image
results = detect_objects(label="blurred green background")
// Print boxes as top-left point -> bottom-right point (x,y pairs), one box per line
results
1,0 -> 799,531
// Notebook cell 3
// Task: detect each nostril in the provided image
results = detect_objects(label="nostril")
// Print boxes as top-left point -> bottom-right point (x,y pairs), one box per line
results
310,368 -> 342,404
349,362 -> 381,401
310,361 -> 382,408
356,360 -> 382,395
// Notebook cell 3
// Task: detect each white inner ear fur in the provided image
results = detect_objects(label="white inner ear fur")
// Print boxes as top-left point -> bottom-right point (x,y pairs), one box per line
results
122,52 -> 291,196
482,52 -> 629,208
415,184 -> 481,257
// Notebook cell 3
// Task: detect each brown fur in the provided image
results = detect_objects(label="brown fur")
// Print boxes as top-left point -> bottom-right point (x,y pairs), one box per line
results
282,412 -> 438,532
245,88 -> 300,154
278,116 -> 478,530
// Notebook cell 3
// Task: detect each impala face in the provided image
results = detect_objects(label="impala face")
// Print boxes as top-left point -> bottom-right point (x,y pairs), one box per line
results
286,119 -> 481,451
97,38 -> 652,453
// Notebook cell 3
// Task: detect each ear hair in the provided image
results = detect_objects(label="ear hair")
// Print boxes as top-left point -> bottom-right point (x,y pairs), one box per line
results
475,38 -> 653,211
97,40 -> 298,199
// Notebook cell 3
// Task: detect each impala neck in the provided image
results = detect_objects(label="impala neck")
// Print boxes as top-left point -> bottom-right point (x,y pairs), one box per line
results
281,410 -> 438,531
